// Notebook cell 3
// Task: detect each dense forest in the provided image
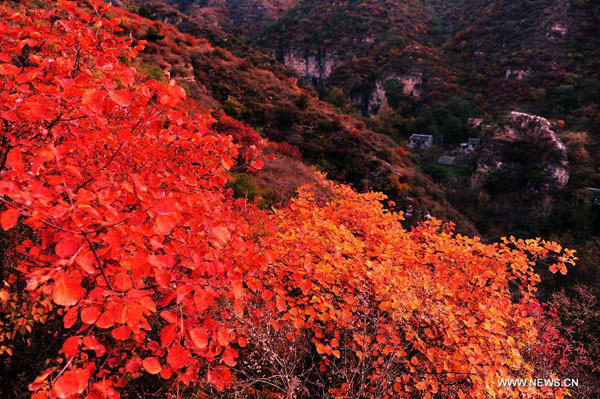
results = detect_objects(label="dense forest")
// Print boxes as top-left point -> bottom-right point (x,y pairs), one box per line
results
1,0 -> 600,398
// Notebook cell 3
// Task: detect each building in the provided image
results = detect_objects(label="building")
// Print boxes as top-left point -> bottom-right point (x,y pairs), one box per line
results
459,138 -> 480,153
590,188 -> 600,206
409,134 -> 434,149
468,138 -> 480,151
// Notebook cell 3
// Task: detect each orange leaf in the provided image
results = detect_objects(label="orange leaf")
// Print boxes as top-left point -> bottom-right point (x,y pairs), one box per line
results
112,325 -> 131,340
55,238 -> 81,258
142,357 -> 161,374
53,272 -> 85,306
189,327 -> 209,349
166,344 -> 188,370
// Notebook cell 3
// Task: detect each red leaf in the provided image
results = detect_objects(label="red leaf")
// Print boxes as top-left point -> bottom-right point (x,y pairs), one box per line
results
155,215 -> 177,235
166,344 -> 188,370
61,336 -> 81,359
111,325 -> 131,340
160,324 -> 177,347
160,366 -> 173,380
95,311 -> 115,329
194,290 -> 214,312
189,327 -> 209,349
250,159 -> 264,170
153,197 -> 177,215
160,310 -> 178,324
299,279 -> 312,293
53,372 -> 80,399
83,335 -> 106,357
80,306 -> 101,324
217,329 -> 230,347
210,226 -> 230,246
75,250 -> 96,275
108,89 -> 133,107
15,69 -> 39,84
125,357 -> 142,374
142,357 -> 161,374
53,368 -> 89,399
114,272 -> 132,291
0,208 -> 19,230
53,272 -> 85,306
82,90 -> 105,114
55,238 -> 81,258
0,63 -> 19,75
63,307 -> 79,329
221,346 -> 238,366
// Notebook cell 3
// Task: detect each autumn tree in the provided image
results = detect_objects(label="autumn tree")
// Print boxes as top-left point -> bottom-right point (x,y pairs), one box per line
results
247,179 -> 576,399
0,1 -> 266,397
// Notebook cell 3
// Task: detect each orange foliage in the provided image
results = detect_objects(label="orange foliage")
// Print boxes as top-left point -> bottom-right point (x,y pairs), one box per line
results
251,178 -> 575,398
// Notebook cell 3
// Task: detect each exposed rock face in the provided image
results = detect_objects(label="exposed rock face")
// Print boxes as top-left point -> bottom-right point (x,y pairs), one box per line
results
470,112 -> 571,234
399,73 -> 422,96
281,50 -> 339,82
367,73 -> 422,115
367,80 -> 388,115
475,111 -> 569,191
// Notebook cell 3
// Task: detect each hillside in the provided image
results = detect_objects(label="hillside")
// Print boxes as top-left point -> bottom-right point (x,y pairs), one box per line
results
254,0 -> 456,116
431,0 -> 600,128
122,1 -> 477,231
138,0 -> 296,35
142,0 -> 600,132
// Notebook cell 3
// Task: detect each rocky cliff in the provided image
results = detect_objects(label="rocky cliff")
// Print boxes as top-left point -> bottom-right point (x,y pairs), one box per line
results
475,112 -> 569,191
469,112 -> 570,236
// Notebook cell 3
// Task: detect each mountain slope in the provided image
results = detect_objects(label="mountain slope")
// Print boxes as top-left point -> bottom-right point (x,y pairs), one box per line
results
255,0 -> 456,115
138,0 -> 296,34
429,0 -> 600,126
123,1 -> 476,231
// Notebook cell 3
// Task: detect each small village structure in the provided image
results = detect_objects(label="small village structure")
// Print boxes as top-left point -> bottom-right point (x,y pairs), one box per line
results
409,134 -> 434,149
589,188 -> 600,206
459,138 -> 480,152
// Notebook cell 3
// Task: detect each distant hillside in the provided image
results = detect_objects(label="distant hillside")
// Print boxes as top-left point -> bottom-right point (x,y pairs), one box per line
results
123,1 -> 477,232
254,0 -> 456,115
429,0 -> 600,129
138,0 -> 600,132
137,0 -> 296,34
